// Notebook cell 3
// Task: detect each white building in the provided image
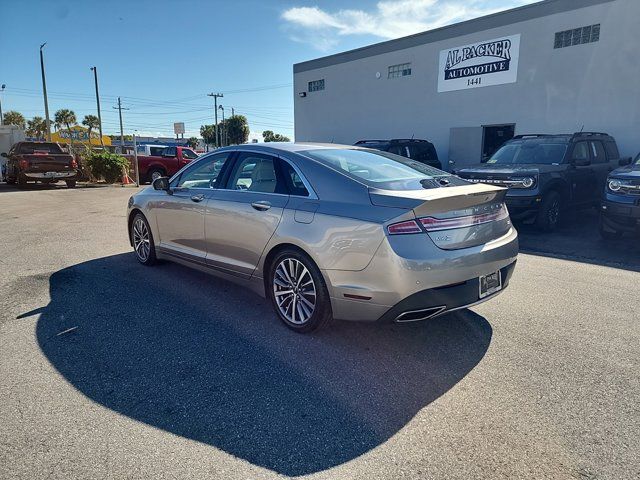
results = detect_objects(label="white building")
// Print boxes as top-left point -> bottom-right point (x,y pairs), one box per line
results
293,0 -> 640,170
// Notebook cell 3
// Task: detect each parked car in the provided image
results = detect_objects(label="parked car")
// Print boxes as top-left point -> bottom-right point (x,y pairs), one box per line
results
137,146 -> 199,183
456,132 -> 625,232
127,143 -> 518,332
600,151 -> 639,238
136,144 -> 167,157
1,141 -> 78,188
354,139 -> 441,169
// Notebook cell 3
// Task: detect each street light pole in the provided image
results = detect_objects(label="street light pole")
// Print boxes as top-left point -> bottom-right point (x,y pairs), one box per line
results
207,92 -> 223,148
40,43 -> 52,141
0,84 -> 5,126
90,67 -> 104,146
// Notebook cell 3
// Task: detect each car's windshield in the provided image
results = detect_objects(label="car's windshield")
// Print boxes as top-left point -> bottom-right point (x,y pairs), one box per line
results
301,148 -> 446,190
487,141 -> 568,165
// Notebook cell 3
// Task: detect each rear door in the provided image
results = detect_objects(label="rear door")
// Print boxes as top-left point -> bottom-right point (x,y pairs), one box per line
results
589,140 -> 612,198
204,151 -> 289,278
153,151 -> 234,263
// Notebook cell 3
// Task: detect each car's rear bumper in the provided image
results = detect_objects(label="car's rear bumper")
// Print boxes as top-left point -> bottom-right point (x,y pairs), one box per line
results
600,199 -> 640,233
23,171 -> 77,179
325,227 -> 519,322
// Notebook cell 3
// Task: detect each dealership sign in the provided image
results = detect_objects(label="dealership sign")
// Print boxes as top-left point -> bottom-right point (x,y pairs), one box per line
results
438,34 -> 520,92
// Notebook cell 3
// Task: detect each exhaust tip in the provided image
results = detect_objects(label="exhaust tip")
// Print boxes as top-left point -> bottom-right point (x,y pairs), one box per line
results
395,306 -> 447,323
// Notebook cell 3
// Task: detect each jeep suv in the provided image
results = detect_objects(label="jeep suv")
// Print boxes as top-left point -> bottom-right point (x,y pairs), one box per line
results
600,151 -> 640,238
354,139 -> 441,169
456,133 -> 625,232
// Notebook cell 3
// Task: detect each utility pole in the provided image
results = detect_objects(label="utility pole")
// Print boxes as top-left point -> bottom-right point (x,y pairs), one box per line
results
113,97 -> 129,153
0,84 -> 5,126
90,67 -> 104,146
207,92 -> 223,148
40,43 -> 51,141
218,105 -> 225,147
231,107 -> 234,117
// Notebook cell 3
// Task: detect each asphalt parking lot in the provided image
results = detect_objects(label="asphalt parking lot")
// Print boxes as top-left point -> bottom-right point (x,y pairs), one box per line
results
0,183 -> 638,480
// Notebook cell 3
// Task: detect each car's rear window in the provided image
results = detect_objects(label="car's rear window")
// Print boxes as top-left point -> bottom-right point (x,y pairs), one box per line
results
18,143 -> 64,154
300,148 -> 448,190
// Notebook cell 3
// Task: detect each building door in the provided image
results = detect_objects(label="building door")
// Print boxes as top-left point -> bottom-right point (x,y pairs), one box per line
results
482,124 -> 515,161
448,127 -> 483,171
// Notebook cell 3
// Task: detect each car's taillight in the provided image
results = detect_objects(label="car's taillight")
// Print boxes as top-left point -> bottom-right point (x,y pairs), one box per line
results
387,206 -> 509,235
70,158 -> 78,168
419,207 -> 509,232
19,159 -> 29,170
387,220 -> 422,235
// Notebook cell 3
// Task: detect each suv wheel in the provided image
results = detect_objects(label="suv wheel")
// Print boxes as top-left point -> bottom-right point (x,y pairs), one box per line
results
66,179 -> 77,188
17,175 -> 27,189
535,191 -> 562,232
268,249 -> 332,333
131,213 -> 157,265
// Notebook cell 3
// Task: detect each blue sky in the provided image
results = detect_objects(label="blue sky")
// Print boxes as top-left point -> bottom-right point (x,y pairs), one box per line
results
1,0 -> 533,140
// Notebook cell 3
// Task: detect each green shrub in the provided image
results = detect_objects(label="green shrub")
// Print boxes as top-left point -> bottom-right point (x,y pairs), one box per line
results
86,151 -> 130,183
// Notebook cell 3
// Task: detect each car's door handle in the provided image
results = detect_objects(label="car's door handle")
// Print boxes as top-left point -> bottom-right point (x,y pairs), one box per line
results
251,201 -> 271,211
191,194 -> 205,202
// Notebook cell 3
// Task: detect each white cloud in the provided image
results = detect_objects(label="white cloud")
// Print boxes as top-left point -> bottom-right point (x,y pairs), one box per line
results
281,0 -> 534,51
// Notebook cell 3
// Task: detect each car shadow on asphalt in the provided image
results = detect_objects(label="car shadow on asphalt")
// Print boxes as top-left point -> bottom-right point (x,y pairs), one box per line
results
34,253 -> 492,476
516,208 -> 640,272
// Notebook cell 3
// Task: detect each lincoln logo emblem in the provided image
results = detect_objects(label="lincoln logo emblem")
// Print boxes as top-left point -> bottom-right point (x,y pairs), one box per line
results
445,39 -> 512,80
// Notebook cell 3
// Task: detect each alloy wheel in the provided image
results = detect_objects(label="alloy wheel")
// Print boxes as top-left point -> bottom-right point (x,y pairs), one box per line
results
151,171 -> 162,182
133,217 -> 151,262
548,200 -> 560,226
273,258 -> 317,325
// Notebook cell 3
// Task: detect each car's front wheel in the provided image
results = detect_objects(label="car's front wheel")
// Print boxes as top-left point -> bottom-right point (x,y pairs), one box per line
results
535,191 -> 562,232
268,249 -> 332,332
131,213 -> 157,265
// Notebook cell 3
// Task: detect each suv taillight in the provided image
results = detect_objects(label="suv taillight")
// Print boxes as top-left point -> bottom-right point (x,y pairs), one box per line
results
70,158 -> 78,168
19,159 -> 29,170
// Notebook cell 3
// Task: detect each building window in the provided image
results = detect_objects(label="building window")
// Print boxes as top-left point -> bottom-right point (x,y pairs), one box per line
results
308,79 -> 325,92
388,63 -> 412,79
554,24 -> 600,49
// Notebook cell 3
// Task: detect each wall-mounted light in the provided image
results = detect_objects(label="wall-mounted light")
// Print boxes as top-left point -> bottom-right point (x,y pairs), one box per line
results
298,92 -> 307,98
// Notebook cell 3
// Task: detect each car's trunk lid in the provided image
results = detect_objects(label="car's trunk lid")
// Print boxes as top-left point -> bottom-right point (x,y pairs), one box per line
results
370,183 -> 512,250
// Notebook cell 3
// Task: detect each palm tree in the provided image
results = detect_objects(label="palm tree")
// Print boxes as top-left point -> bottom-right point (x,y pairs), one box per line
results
82,114 -> 100,145
26,116 -> 47,139
3,110 -> 26,129
54,109 -> 77,145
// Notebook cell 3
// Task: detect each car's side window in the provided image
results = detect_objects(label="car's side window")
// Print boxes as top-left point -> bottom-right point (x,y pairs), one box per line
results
228,153 -> 286,194
604,141 -> 619,160
165,147 -> 176,156
182,149 -> 198,159
590,141 -> 607,164
174,152 -> 232,189
279,160 -> 309,197
571,142 -> 590,162
408,144 -> 434,162
387,145 -> 405,157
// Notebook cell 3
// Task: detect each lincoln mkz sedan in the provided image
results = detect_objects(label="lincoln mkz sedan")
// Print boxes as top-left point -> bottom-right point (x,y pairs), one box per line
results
127,143 -> 518,332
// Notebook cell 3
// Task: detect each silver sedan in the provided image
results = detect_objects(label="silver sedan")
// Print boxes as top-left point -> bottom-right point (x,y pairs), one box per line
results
127,143 -> 518,332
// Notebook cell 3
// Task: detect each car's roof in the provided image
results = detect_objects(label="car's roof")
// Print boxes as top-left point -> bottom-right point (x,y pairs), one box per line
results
220,142 -> 360,153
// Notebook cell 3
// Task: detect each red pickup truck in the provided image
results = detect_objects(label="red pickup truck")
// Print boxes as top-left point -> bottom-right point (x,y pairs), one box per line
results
2,141 -> 78,188
137,146 -> 199,183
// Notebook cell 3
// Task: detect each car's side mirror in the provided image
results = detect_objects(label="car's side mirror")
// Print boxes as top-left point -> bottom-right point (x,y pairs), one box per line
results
572,157 -> 590,167
619,157 -> 632,166
1,152 -> 7,158
152,176 -> 171,193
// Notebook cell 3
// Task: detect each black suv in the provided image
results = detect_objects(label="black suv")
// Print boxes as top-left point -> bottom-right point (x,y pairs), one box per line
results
456,132 -> 628,232
600,151 -> 640,238
354,139 -> 441,169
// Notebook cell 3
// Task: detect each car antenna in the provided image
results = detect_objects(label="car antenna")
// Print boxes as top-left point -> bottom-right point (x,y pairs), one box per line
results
579,125 -> 584,133
411,134 -> 415,139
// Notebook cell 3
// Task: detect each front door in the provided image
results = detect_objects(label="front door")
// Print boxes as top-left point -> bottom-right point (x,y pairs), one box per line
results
153,151 -> 233,263
205,152 -> 289,278
567,141 -> 596,205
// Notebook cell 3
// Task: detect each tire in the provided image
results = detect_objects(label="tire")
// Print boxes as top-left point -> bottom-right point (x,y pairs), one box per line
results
6,176 -> 16,185
65,179 -> 77,188
268,249 -> 332,333
17,175 -> 27,189
130,213 -> 157,266
535,191 -> 562,232
148,169 -> 164,184
599,218 -> 623,240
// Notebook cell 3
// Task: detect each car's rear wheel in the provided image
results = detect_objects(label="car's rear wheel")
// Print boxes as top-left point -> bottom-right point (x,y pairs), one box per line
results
17,175 -> 27,188
131,213 -> 157,265
66,179 -> 77,188
148,169 -> 164,184
268,249 -> 332,332
535,191 -> 562,232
